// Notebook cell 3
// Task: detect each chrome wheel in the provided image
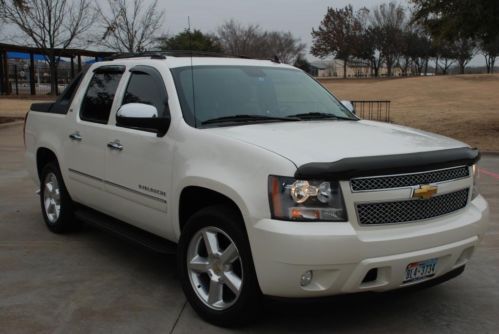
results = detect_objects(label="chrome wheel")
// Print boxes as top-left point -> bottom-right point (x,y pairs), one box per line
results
187,226 -> 243,310
43,172 -> 61,224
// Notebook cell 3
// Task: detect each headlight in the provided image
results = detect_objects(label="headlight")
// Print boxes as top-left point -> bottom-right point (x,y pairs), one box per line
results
268,175 -> 347,222
471,164 -> 479,199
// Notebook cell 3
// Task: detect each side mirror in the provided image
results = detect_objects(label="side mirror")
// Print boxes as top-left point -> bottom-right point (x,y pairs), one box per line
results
341,100 -> 356,114
116,103 -> 170,137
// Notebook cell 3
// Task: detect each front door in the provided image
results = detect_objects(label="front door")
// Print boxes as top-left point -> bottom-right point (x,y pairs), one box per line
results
104,66 -> 174,238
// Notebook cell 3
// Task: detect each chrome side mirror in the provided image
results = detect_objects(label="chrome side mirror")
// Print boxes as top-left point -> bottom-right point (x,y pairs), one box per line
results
116,103 -> 170,137
117,103 -> 158,118
341,100 -> 355,114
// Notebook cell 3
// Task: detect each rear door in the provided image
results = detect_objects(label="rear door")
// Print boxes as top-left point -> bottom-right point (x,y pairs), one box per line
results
104,65 -> 174,237
64,65 -> 125,212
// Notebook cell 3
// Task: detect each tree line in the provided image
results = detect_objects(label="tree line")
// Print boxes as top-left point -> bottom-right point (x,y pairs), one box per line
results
1,0 -> 498,95
311,1 -> 499,78
0,0 -> 306,94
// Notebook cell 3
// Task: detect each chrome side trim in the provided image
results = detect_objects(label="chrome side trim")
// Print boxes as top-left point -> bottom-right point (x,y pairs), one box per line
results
68,168 -> 167,204
105,180 -> 167,204
68,168 -> 103,182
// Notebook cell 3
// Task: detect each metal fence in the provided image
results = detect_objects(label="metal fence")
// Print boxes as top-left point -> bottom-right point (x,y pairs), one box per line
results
6,61 -> 91,96
351,100 -> 391,122
0,43 -> 112,96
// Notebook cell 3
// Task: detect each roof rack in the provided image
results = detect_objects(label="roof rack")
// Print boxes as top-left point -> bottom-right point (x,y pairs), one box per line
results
105,50 -> 253,61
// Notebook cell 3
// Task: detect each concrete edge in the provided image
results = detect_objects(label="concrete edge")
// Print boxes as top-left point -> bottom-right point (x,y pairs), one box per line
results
482,152 -> 499,157
0,120 -> 24,129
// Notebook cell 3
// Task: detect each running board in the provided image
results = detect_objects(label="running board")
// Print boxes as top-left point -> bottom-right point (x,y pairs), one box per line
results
74,207 -> 177,254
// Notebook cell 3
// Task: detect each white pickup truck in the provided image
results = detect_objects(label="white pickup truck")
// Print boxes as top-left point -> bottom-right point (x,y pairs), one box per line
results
25,54 -> 489,326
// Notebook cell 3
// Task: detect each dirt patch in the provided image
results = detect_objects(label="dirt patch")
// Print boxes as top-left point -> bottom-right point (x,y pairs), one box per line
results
0,117 -> 22,124
0,98 -> 52,118
321,74 -> 499,152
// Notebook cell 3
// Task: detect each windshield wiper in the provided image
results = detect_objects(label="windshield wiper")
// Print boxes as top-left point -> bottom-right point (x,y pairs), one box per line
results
201,114 -> 300,126
287,112 -> 355,121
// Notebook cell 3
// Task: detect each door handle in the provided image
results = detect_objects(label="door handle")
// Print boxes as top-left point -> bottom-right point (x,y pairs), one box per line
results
69,132 -> 82,141
107,140 -> 123,151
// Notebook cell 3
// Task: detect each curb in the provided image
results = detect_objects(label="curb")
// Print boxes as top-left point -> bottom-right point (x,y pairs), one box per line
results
482,152 -> 499,157
0,120 -> 24,129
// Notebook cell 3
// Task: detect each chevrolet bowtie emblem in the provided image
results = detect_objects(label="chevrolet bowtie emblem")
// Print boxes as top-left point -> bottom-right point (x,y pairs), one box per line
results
413,185 -> 438,200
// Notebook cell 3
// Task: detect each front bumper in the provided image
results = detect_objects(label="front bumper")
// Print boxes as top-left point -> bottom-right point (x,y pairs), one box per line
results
249,195 -> 489,298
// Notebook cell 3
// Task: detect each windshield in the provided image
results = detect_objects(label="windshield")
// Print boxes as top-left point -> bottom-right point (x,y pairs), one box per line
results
171,65 -> 357,127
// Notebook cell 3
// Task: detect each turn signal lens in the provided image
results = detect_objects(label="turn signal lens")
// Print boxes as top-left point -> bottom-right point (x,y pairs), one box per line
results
471,164 -> 479,199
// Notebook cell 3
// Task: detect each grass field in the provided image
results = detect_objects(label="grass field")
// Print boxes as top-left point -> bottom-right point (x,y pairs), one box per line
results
1,74 -> 498,151
0,98 -> 46,118
321,74 -> 499,152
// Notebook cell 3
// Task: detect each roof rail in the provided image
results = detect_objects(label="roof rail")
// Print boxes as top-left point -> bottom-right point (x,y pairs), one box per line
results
105,50 -> 254,61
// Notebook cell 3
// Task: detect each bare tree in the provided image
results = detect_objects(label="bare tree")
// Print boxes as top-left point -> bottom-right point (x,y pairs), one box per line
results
370,2 -> 407,76
217,20 -> 305,64
98,0 -> 164,53
263,31 -> 305,64
2,0 -> 95,95
217,20 -> 267,57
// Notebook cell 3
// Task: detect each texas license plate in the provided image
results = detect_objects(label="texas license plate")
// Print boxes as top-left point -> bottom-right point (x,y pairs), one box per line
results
403,258 -> 438,283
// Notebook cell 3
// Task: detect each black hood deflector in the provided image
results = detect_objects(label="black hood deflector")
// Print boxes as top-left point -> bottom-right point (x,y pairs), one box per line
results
294,147 -> 480,180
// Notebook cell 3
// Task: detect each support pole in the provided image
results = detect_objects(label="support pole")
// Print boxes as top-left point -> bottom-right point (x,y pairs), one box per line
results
3,51 -> 10,94
0,50 -> 4,95
14,64 -> 19,95
70,56 -> 75,78
77,55 -> 82,72
30,52 -> 36,95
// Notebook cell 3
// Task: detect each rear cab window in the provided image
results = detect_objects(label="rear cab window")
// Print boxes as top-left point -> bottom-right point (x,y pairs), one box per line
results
80,65 -> 125,124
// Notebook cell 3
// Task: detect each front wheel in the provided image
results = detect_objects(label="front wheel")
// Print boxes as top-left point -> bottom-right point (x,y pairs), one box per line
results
178,205 -> 261,327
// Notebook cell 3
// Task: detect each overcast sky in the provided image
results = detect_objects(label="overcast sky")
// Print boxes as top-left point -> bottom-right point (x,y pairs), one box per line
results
0,0 -> 484,65
160,0 -> 397,58
159,0 -> 483,65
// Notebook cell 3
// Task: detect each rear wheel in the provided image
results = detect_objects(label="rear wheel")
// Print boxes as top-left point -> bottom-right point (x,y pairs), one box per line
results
178,205 -> 260,327
40,162 -> 77,233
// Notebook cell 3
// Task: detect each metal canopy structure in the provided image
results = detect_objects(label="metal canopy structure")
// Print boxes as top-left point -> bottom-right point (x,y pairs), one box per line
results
0,43 -> 113,95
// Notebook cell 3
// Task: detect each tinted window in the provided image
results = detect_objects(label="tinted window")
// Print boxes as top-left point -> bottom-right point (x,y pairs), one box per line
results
171,66 -> 355,127
80,72 -> 123,124
123,72 -> 168,117
51,70 -> 87,114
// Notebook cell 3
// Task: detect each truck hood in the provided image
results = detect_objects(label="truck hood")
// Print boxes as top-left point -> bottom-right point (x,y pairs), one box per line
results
206,120 -> 468,167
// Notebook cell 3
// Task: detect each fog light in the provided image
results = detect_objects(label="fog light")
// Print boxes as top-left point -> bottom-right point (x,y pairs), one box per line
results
300,270 -> 313,287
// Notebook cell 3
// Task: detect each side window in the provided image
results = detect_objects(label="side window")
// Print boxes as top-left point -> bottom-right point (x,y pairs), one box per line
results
122,70 -> 168,117
80,72 -> 123,124
50,70 -> 87,114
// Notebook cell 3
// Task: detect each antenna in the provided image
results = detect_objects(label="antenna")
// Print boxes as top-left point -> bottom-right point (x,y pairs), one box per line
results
188,16 -> 197,128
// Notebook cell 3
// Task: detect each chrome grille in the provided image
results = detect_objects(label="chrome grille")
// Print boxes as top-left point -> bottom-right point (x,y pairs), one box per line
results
356,188 -> 469,225
351,166 -> 469,192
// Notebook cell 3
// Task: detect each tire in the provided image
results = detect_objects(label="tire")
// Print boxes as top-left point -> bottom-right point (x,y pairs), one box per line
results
178,205 -> 261,327
40,162 -> 77,233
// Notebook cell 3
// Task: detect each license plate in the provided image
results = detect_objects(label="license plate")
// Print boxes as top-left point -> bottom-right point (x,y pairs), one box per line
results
403,258 -> 438,283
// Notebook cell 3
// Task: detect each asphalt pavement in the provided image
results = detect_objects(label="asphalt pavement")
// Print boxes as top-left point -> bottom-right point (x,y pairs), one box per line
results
1,123 -> 498,334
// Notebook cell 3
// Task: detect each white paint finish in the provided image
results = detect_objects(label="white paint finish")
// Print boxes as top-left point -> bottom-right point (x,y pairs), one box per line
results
24,56 -> 489,299
205,120 -> 467,166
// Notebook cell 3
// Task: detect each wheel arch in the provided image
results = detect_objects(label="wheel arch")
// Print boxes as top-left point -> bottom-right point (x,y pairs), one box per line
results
177,183 -> 249,238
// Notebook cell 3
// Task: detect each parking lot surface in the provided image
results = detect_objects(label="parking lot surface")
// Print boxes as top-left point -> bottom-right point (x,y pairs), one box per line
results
1,123 -> 498,333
